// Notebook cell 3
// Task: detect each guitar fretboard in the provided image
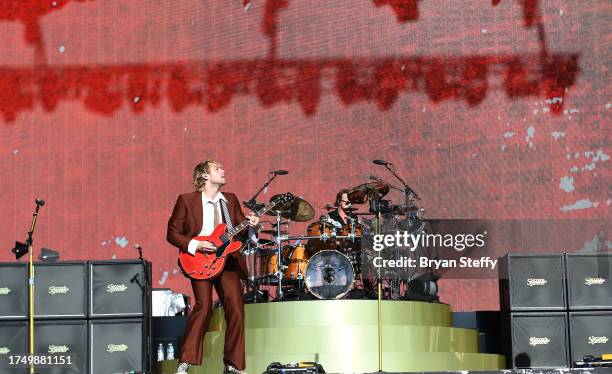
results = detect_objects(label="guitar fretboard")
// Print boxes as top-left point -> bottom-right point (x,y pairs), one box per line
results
227,198 -> 285,238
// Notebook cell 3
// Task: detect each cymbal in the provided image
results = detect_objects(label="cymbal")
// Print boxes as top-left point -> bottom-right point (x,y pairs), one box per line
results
270,194 -> 315,222
347,181 -> 390,204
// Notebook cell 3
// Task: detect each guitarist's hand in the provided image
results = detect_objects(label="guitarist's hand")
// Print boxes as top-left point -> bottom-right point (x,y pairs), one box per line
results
195,241 -> 217,253
246,213 -> 260,227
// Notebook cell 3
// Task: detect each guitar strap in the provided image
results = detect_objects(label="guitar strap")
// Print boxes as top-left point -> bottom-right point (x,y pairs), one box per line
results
219,199 -> 234,231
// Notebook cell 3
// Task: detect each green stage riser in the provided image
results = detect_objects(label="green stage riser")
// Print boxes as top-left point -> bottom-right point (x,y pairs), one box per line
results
155,300 -> 505,373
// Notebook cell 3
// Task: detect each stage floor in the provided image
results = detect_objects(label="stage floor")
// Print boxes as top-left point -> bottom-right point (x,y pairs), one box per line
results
155,299 -> 505,373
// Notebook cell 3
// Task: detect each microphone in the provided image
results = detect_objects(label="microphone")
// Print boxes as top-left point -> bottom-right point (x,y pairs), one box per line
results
372,159 -> 391,166
271,170 -> 288,175
134,244 -> 142,250
35,198 -> 45,206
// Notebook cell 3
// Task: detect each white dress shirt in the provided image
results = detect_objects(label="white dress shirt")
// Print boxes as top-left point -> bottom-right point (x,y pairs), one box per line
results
187,192 -> 227,255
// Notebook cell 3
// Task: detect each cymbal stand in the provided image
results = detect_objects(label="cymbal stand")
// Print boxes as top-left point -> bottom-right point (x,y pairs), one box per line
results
273,210 -> 285,300
380,163 -> 419,220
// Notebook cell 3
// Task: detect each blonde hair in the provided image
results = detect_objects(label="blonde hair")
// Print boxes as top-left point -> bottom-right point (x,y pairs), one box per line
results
193,160 -> 221,191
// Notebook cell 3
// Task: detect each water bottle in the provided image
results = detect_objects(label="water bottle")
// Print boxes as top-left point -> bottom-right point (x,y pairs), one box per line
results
157,343 -> 165,361
166,342 -> 175,360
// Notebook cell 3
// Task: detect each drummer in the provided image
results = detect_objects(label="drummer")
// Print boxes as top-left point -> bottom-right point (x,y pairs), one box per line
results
326,189 -> 359,229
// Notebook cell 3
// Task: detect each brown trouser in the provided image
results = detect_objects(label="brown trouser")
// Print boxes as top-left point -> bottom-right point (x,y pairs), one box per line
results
179,258 -> 245,369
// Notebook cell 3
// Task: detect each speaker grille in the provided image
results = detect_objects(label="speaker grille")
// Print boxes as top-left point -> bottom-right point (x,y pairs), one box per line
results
499,254 -> 566,311
33,320 -> 88,374
34,262 -> 87,318
89,261 -> 147,317
0,263 -> 27,319
566,254 -> 612,310
89,318 -> 144,374
0,321 -> 27,357
569,311 -> 612,365
509,312 -> 569,368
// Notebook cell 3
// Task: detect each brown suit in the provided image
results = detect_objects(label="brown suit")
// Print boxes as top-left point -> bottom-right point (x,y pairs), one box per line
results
167,191 -> 248,369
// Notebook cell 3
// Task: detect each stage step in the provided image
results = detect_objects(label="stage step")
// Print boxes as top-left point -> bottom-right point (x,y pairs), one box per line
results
155,300 -> 505,373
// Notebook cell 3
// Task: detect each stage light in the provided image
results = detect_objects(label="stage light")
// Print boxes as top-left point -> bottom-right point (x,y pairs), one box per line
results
406,272 -> 440,302
38,248 -> 60,262
12,241 -> 28,260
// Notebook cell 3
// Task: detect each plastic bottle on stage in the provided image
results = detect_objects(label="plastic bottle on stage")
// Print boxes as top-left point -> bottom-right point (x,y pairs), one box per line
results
166,342 -> 175,360
157,343 -> 165,361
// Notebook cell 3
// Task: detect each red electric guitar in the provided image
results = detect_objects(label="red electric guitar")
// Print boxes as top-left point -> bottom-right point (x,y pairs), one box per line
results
178,193 -> 294,280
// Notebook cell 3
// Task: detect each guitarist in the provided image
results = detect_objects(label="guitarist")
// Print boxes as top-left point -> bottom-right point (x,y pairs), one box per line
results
167,160 -> 259,374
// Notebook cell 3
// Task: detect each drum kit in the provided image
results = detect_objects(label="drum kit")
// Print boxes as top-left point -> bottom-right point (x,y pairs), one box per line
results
243,179 -> 425,301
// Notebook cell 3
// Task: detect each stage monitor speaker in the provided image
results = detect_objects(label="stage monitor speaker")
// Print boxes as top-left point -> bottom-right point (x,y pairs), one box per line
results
89,318 -> 148,374
0,321 -> 27,359
32,319 -> 88,374
34,261 -> 87,319
566,253 -> 612,310
499,254 -> 566,311
0,263 -> 27,319
506,312 -> 569,368
89,260 -> 151,318
569,311 -> 612,367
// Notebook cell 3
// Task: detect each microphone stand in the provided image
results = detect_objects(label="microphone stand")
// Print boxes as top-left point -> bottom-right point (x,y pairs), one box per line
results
244,172 -> 279,211
26,201 -> 43,374
381,164 -> 419,220
134,245 -> 152,372
243,172 -> 284,302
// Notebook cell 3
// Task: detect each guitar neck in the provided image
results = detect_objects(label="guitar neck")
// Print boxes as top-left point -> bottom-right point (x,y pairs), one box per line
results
228,200 -> 280,238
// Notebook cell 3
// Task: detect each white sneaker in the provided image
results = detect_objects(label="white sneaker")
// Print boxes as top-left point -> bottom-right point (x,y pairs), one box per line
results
175,362 -> 189,374
224,365 -> 246,374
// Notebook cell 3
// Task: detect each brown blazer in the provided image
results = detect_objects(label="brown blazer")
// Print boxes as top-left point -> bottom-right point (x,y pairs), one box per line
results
167,191 -> 249,279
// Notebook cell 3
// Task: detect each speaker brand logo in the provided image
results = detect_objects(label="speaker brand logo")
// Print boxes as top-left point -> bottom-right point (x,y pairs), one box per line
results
48,286 -> 70,295
526,278 -> 547,287
107,344 -> 128,353
0,347 -> 10,354
584,277 -> 606,286
106,284 -> 128,293
529,337 -> 550,346
588,336 -> 609,345
48,345 -> 69,353
0,287 -> 11,295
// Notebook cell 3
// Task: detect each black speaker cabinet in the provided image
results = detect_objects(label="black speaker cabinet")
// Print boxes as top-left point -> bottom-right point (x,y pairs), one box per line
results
89,318 -> 149,374
566,253 -> 612,310
499,254 -> 566,311
33,262 -> 87,319
0,263 -> 27,319
569,311 -> 612,366
0,321 -> 27,358
89,260 -> 151,318
505,312 -> 569,368
32,320 -> 88,374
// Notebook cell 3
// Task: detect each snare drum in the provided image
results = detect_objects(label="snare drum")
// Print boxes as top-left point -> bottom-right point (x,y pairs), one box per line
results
305,250 -> 354,299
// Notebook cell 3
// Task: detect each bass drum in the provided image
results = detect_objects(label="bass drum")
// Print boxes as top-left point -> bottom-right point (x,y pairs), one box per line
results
305,250 -> 354,299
